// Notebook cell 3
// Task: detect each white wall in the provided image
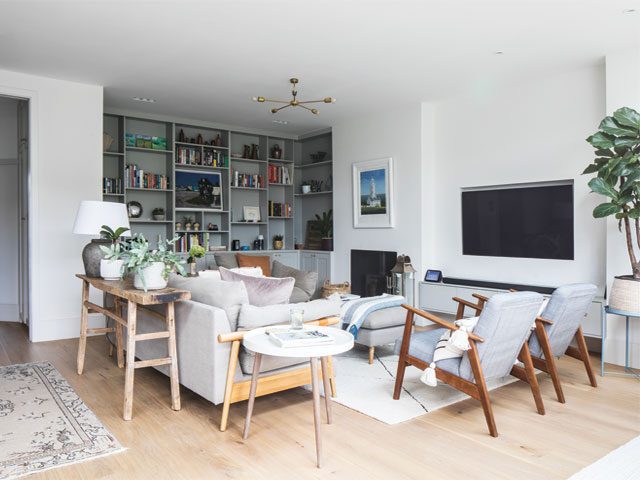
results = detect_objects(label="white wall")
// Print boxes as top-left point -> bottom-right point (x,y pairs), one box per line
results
425,65 -> 607,292
604,48 -> 640,368
0,97 -> 19,320
332,104 -> 423,295
0,68 -> 103,341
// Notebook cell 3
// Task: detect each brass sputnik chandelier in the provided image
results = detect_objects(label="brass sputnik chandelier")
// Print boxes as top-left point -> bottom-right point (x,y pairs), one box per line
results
252,78 -> 336,115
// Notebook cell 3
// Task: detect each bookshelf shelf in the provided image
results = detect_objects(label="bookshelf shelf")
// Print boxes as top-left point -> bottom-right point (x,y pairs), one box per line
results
175,230 -> 229,234
296,160 -> 332,169
269,182 -> 293,187
103,193 -> 125,196
175,165 -> 229,171
231,186 -> 267,191
230,157 -> 267,164
268,158 -> 293,163
129,219 -> 174,224
268,216 -> 293,220
294,191 -> 333,197
126,146 -> 173,154
126,187 -> 173,192
231,222 -> 267,225
175,141 -> 229,150
103,151 -> 125,157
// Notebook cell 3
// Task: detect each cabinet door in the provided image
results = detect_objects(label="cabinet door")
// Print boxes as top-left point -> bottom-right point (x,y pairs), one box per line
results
272,252 -> 299,269
583,299 -> 603,338
300,252 -> 316,272
315,253 -> 331,287
419,283 -> 458,313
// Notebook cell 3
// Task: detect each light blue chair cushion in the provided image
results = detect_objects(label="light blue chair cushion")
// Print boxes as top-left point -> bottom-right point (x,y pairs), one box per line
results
529,283 -> 597,358
394,328 -> 461,376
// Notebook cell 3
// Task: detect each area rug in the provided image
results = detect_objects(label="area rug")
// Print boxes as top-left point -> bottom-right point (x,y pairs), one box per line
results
568,435 -> 640,479
0,362 -> 124,479
326,344 -> 517,425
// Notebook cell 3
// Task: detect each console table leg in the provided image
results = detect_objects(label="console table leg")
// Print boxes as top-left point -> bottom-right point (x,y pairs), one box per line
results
166,302 -> 181,411
114,299 -> 124,368
310,357 -> 323,468
243,353 -> 262,440
123,300 -> 137,421
77,280 -> 90,375
320,356 -> 333,424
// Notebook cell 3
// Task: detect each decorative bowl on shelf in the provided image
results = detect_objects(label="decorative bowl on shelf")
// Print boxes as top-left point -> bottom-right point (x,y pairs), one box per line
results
316,151 -> 327,161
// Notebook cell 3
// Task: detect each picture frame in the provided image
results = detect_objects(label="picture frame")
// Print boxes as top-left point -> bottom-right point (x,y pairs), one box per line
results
175,170 -> 223,211
243,206 -> 261,222
352,157 -> 394,228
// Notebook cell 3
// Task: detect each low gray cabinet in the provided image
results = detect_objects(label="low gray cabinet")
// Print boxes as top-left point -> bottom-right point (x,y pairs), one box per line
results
300,251 -> 332,288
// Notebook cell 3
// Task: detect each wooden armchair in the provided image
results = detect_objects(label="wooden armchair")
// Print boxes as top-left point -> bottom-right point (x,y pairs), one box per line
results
216,316 -> 339,432
394,292 -> 546,437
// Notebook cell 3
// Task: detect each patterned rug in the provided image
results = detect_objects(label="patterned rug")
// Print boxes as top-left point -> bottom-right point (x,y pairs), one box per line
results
328,344 -> 517,424
0,362 -> 124,479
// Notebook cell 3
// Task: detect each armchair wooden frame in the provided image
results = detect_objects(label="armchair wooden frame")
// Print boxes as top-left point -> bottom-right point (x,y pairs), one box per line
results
461,292 -> 598,403
216,316 -> 339,432
393,304 -> 545,437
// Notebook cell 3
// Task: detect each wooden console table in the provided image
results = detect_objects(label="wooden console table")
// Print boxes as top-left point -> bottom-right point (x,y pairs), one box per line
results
75,274 -> 191,420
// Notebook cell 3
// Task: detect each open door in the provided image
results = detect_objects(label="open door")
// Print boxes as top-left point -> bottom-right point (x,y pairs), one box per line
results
17,99 -> 29,326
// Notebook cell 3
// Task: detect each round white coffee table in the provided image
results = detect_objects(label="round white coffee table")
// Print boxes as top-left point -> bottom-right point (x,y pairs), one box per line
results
242,325 -> 354,468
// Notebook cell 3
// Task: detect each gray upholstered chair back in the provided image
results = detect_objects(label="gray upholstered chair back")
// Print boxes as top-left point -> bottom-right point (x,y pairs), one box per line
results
459,291 -> 543,382
529,283 -> 597,358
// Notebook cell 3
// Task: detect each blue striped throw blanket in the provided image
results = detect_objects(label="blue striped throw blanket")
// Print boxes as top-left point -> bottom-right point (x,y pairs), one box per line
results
340,294 -> 406,338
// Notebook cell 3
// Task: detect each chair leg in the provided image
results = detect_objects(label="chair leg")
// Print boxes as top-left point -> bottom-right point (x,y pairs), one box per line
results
393,359 -> 408,400
393,310 -> 414,400
534,322 -> 565,403
575,327 -> 597,388
519,343 -> 545,415
368,346 -> 375,365
467,342 -> 498,437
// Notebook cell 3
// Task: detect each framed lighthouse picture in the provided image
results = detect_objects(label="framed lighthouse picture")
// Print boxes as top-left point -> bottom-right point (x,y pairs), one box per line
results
352,157 -> 394,228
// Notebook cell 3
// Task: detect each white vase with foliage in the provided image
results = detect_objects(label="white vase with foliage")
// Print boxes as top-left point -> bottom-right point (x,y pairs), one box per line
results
125,234 -> 186,291
99,226 -> 129,280
584,106 -> 640,312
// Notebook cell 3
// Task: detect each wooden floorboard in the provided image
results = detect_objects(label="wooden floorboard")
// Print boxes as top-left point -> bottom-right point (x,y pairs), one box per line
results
0,321 -> 638,479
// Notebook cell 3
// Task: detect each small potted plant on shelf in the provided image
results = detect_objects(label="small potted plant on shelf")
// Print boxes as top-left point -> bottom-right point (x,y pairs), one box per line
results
187,244 -> 206,277
152,208 -> 165,221
301,181 -> 311,195
583,106 -> 640,312
183,216 -> 194,231
273,234 -> 284,250
314,210 -> 333,251
125,234 -> 186,291
193,221 -> 201,231
99,225 -> 130,280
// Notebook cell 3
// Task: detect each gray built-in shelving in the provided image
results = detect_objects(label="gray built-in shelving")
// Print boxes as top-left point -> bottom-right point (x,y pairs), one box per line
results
102,113 -> 332,253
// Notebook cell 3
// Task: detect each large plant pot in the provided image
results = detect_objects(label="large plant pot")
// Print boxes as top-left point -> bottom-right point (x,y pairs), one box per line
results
609,275 -> 640,313
321,237 -> 333,251
100,259 -> 124,281
134,262 -> 168,291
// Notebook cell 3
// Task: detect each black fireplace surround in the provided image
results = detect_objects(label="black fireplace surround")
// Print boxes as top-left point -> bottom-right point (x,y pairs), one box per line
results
350,249 -> 397,297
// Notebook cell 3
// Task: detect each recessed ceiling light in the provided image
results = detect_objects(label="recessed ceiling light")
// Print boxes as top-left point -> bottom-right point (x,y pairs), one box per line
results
622,8 -> 636,14
132,97 -> 156,103
272,119 -> 289,125
494,51 -> 505,55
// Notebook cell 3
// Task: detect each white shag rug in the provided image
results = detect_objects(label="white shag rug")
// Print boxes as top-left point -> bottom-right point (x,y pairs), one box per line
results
0,362 -> 124,479
569,435 -> 640,479
325,344 -> 517,425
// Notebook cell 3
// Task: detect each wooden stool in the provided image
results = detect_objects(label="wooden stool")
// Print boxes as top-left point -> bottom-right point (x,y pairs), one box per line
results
76,274 -> 190,420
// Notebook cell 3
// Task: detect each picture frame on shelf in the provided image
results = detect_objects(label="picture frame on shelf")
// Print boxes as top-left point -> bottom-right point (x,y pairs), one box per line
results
352,157 -> 394,229
243,206 -> 261,222
175,170 -> 223,211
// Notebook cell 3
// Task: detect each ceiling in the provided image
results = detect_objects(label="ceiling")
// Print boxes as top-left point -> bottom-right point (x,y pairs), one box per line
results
0,0 -> 639,135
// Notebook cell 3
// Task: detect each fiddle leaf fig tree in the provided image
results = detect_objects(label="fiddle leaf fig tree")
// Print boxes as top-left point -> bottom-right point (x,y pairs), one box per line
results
583,106 -> 640,279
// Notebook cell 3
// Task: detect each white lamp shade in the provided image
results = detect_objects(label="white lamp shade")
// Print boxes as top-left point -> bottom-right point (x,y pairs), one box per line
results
73,200 -> 131,236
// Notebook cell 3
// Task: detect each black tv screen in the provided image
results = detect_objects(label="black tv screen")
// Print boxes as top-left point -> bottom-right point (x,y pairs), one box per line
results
461,183 -> 574,260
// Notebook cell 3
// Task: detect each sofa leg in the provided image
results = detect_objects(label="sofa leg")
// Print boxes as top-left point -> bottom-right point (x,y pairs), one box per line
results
220,340 -> 240,432
368,346 -> 375,365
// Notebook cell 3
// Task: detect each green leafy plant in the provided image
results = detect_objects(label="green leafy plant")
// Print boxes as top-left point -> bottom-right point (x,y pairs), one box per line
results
182,216 -> 194,225
99,242 -> 125,261
125,234 -> 186,291
314,210 -> 333,238
272,234 -> 284,242
187,244 -> 206,263
583,106 -> 640,279
152,207 -> 165,216
100,225 -> 130,244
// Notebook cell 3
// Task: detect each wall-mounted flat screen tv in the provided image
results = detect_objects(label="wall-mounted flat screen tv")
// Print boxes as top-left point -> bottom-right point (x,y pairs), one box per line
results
461,182 -> 574,260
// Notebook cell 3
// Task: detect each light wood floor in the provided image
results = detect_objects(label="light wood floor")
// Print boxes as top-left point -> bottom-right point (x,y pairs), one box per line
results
0,321 -> 638,480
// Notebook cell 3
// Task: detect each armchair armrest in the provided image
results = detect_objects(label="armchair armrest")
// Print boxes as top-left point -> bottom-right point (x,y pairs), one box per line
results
217,316 -> 340,343
472,293 -> 489,303
452,296 -> 484,319
401,304 -> 484,342
535,316 -> 553,325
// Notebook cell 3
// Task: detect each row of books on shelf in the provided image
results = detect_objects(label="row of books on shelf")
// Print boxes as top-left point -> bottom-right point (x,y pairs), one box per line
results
103,177 -> 123,194
268,201 -> 292,218
175,232 -> 226,253
233,171 -> 265,189
125,164 -> 170,190
268,164 -> 292,185
176,146 -> 228,168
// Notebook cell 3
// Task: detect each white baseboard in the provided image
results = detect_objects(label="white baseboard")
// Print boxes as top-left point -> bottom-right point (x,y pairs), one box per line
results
31,314 -> 106,342
0,304 -> 19,322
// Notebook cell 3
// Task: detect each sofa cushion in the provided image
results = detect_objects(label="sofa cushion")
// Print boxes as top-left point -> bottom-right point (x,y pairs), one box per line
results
167,273 -> 249,330
271,260 -> 318,302
219,267 -> 294,307
214,252 -> 239,269
361,306 -> 407,329
237,254 -> 271,276
237,298 -> 342,330
290,286 -> 311,304
200,267 -> 263,281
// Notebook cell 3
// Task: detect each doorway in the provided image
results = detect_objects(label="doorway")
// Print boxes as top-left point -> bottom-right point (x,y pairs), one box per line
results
0,95 -> 29,327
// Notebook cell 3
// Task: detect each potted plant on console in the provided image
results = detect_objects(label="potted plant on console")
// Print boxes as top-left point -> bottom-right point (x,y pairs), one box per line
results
99,225 -> 130,280
584,106 -> 640,312
187,244 -> 206,277
314,209 -> 333,251
126,234 -> 186,291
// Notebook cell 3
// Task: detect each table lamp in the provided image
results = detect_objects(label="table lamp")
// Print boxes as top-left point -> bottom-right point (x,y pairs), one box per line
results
73,201 -> 131,277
